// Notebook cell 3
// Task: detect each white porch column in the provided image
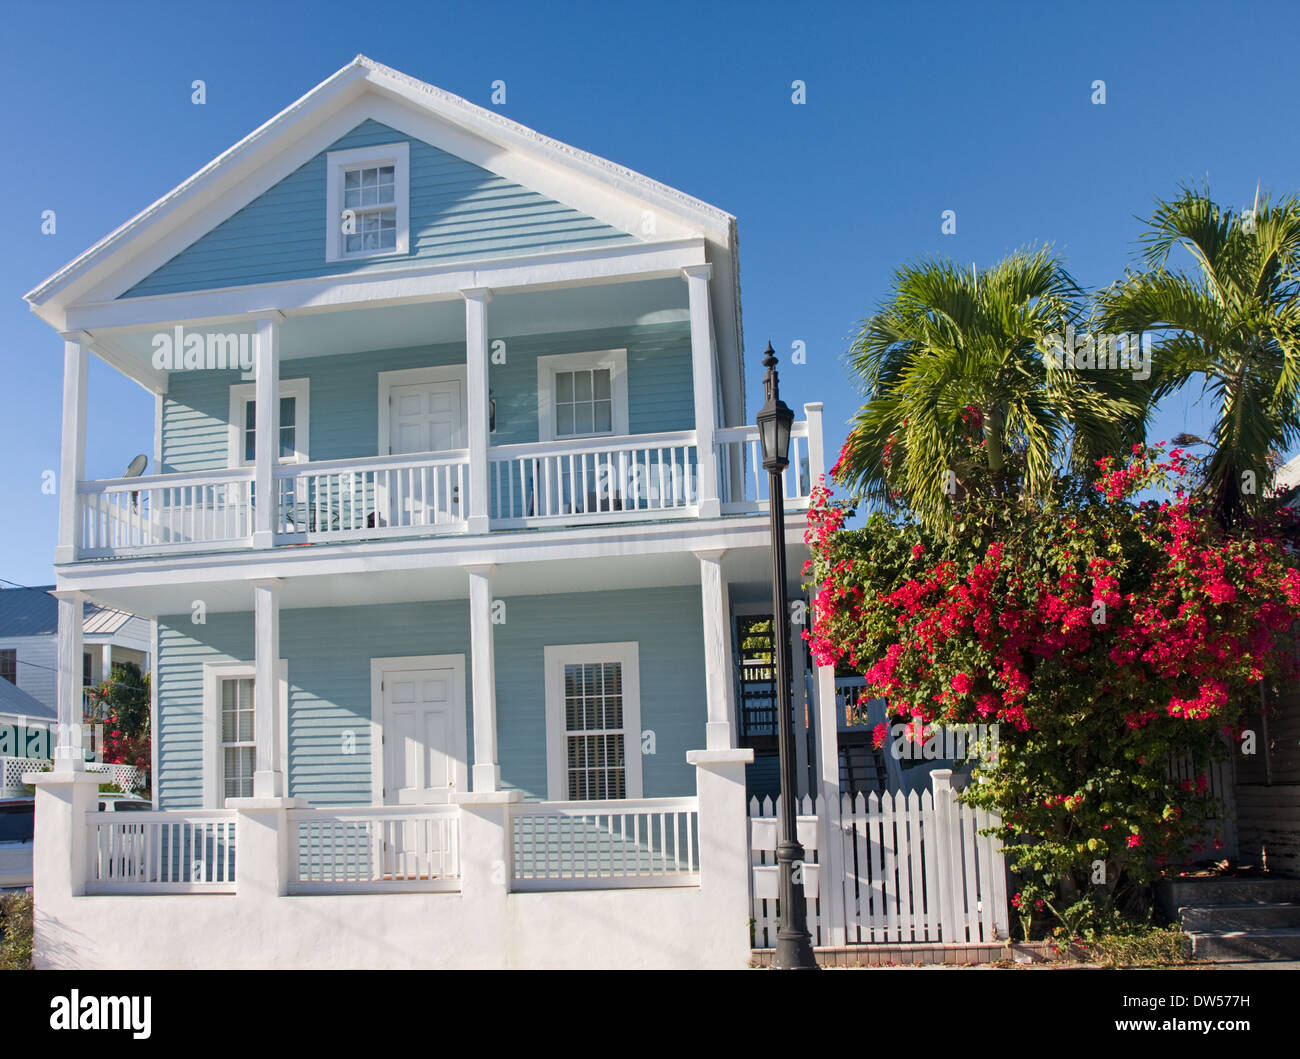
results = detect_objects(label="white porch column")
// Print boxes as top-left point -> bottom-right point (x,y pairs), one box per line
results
462,288 -> 493,534
251,578 -> 284,798
683,265 -> 721,518
814,663 -> 847,945
55,332 -> 89,564
694,550 -> 736,750
466,564 -> 500,791
52,590 -> 87,769
100,643 -> 113,685
252,312 -> 282,549
804,402 -> 825,484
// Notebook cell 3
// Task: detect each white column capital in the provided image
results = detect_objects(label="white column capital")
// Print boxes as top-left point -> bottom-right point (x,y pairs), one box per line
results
248,309 -> 286,323
49,588 -> 89,603
58,330 -> 94,347
249,577 -> 284,590
461,287 -> 494,303
681,263 -> 713,282
802,401 -> 823,415
692,548 -> 727,563
462,563 -> 498,578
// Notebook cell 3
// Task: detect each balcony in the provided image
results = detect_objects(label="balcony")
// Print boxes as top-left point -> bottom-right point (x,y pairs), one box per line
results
69,411 -> 821,560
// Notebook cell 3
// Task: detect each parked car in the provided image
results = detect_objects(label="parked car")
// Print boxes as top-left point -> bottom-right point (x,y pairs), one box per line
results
96,794 -> 151,812
0,798 -> 35,890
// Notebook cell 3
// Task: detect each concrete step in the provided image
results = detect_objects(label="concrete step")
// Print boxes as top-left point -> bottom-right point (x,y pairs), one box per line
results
1157,877 -> 1300,918
1187,928 -> 1300,962
1180,903 -> 1300,931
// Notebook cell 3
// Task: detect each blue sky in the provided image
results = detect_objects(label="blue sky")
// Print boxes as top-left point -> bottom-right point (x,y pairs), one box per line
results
2,0 -> 1297,585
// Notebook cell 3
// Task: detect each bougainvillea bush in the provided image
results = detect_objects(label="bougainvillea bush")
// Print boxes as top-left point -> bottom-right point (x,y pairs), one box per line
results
805,442 -> 1300,933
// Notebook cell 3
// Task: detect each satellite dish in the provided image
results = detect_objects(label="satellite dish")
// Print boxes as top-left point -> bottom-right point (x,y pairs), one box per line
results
123,454 -> 148,512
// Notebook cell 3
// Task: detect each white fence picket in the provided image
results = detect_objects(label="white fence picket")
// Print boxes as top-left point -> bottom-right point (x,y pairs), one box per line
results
749,772 -> 1009,951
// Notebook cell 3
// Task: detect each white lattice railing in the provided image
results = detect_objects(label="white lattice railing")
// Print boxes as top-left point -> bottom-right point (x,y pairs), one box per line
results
86,811 -> 236,893
276,451 -> 469,542
287,806 -> 461,892
488,431 -> 699,524
0,756 -> 143,795
77,468 -> 255,556
512,797 -> 701,890
716,422 -> 812,512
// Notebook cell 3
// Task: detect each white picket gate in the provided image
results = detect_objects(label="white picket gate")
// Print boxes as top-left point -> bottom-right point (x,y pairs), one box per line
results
749,770 -> 1009,948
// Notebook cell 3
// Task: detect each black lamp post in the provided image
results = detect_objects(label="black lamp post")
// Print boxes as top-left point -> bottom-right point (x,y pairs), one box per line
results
757,342 -> 819,971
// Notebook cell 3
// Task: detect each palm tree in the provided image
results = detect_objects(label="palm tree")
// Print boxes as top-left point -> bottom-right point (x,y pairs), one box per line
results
837,246 -> 1145,529
1098,185 -> 1300,525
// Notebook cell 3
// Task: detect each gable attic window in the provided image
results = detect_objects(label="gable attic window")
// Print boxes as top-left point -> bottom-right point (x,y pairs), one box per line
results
325,142 -> 410,263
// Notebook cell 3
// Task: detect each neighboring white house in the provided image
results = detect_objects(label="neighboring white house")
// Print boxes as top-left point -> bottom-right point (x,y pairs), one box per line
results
0,584 -> 150,714
20,56 -> 846,969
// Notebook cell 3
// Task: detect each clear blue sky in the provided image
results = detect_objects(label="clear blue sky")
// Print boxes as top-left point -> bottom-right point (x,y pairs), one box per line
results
2,0 -> 1296,585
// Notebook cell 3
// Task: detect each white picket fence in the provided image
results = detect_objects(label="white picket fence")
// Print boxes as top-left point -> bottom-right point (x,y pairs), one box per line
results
749,771 -> 1009,948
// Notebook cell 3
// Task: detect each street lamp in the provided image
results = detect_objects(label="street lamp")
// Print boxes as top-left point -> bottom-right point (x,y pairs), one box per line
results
757,342 -> 818,971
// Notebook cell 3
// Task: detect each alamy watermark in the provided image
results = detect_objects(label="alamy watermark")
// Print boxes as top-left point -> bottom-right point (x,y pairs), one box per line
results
891,719 -> 999,763
151,325 -> 255,379
1040,325 -> 1152,381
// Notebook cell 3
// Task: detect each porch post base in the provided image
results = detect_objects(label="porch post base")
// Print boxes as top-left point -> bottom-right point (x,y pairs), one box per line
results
252,769 -> 285,799
466,515 -> 490,535
251,530 -> 274,549
687,747 -> 754,967
472,763 -> 501,792
705,721 -> 734,751
28,770 -> 102,905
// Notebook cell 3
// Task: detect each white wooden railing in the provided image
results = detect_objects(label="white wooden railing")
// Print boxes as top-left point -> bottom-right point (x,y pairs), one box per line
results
488,431 -> 699,524
86,810 -> 236,893
276,451 -> 469,542
287,806 -> 461,892
716,421 -> 812,512
512,797 -> 701,890
77,468 -> 254,556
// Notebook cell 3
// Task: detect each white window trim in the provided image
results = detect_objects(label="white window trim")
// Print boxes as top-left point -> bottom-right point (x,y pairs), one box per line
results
536,349 -> 629,443
369,654 -> 468,805
543,641 -> 642,802
377,365 -> 469,456
227,378 -> 311,467
325,142 -> 410,263
201,659 -> 289,809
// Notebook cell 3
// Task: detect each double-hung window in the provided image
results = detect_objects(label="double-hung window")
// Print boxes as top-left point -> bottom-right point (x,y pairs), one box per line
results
228,379 -> 310,466
544,643 -> 642,801
0,649 -> 15,685
537,350 -> 629,442
325,143 -> 410,262
220,676 -> 256,800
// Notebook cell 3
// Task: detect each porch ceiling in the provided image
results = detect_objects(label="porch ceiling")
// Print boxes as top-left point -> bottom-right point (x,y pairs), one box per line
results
86,276 -> 689,390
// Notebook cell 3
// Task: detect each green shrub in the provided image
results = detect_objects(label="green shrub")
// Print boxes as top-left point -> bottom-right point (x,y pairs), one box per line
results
0,892 -> 33,970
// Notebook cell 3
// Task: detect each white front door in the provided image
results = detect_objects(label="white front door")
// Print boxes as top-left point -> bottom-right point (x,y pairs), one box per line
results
378,661 -> 466,803
389,380 -> 464,456
383,377 -> 466,526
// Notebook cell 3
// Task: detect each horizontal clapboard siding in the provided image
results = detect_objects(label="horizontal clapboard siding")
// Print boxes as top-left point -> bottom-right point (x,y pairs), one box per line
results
126,120 -> 637,297
160,322 -> 693,474
155,586 -> 705,808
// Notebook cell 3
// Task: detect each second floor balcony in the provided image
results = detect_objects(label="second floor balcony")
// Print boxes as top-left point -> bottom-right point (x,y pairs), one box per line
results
56,272 -> 826,564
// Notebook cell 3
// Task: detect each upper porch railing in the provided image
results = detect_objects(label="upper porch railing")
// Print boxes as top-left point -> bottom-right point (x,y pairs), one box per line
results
72,414 -> 819,559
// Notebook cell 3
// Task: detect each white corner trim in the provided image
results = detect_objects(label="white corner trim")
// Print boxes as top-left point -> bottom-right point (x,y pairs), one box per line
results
227,378 -> 310,467
535,349 -> 629,443
201,658 -> 288,809
543,641 -> 642,802
369,653 -> 468,805
377,364 -> 468,455
324,141 -> 410,264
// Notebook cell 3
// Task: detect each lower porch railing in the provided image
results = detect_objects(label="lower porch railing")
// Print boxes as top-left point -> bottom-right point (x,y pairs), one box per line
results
511,797 -> 701,890
86,811 -> 237,894
287,805 -> 461,893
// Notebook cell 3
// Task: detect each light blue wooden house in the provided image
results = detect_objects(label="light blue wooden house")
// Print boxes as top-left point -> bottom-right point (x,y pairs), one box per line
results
23,57 -> 830,968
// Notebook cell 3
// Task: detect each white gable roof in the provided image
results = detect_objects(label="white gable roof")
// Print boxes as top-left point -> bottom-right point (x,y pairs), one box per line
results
25,56 -> 745,416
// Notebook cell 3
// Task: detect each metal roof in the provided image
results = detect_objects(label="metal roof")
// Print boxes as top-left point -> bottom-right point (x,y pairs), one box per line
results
0,586 -> 139,639
0,676 -> 56,721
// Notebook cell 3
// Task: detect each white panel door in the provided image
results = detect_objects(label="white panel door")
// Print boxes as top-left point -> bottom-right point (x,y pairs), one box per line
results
382,666 -> 463,803
383,379 -> 465,527
389,380 -> 464,455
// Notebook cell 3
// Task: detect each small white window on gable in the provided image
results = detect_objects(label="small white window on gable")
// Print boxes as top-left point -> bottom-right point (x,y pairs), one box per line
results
325,142 -> 410,262
537,350 -> 629,443
228,379 -> 310,466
